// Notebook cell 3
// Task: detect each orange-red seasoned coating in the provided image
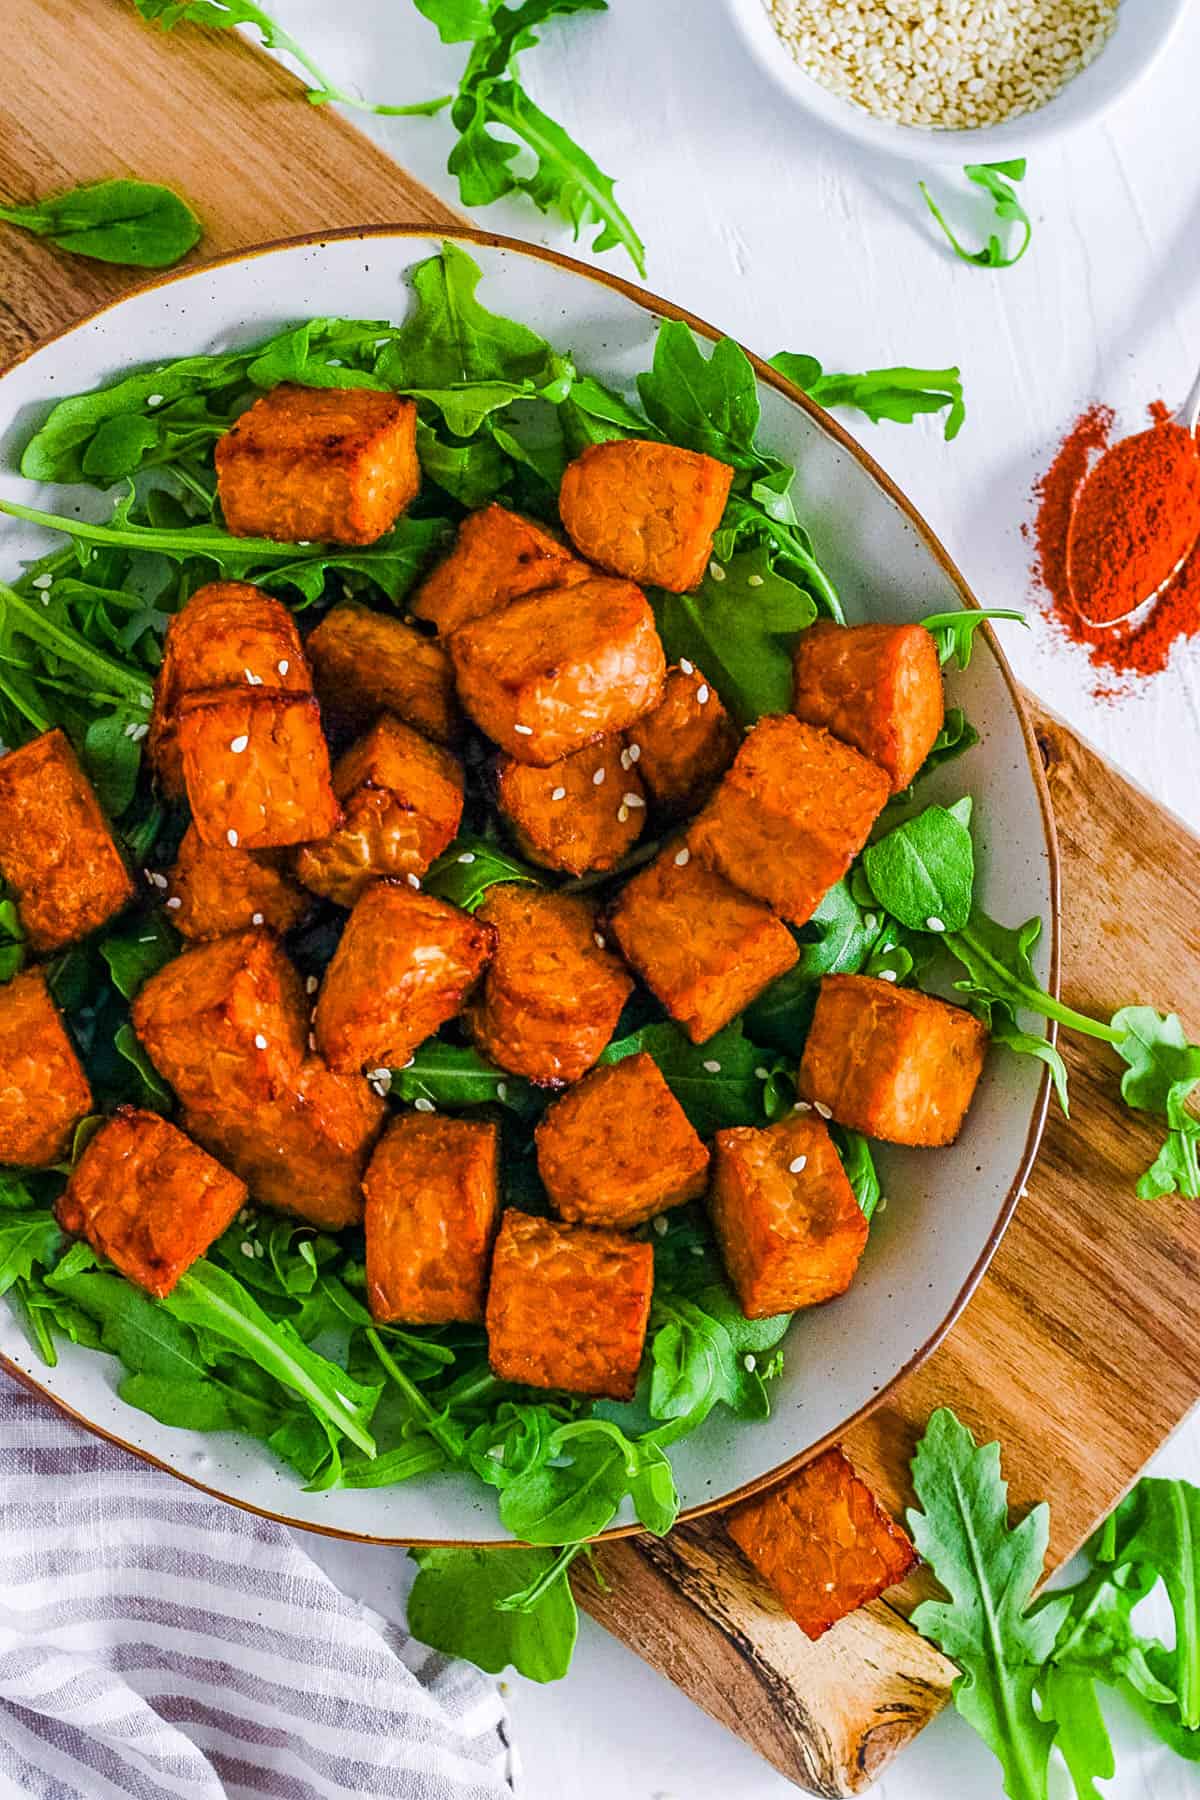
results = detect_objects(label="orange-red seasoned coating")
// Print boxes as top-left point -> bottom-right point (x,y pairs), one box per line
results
558,439 -> 734,593
306,602 -> 461,746
0,730 -> 133,953
131,929 -> 308,1116
294,715 -> 464,907
798,974 -> 989,1147
57,1108 -> 246,1298
184,1056 -> 385,1231
792,621 -> 945,795
411,504 -> 590,636
536,1051 -> 709,1229
496,738 -> 644,877
607,849 -> 799,1044
0,971 -> 92,1167
448,577 -> 666,766
628,663 -> 739,816
485,1210 -> 654,1401
166,823 -> 311,942
364,1115 -> 500,1324
466,884 -> 633,1086
178,690 -> 341,852
149,582 -> 310,797
726,1447 -> 917,1639
689,716 -> 889,926
708,1111 -> 868,1318
215,384 -> 420,546
314,881 -> 494,1075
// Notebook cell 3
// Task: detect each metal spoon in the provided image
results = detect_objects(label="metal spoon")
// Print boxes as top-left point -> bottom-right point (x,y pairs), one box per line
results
1067,363 -> 1200,631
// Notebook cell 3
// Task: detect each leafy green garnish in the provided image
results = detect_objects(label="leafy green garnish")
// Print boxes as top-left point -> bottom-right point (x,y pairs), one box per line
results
423,834 -> 541,912
863,799 -> 975,936
411,0 -> 644,274
392,1042 -> 541,1118
770,352 -> 966,442
921,608 -> 1028,670
407,1546 -> 579,1682
919,161 -> 1033,270
1111,1008 -> 1200,1198
0,179 -> 201,270
657,544 -> 817,727
601,1019 -> 791,1135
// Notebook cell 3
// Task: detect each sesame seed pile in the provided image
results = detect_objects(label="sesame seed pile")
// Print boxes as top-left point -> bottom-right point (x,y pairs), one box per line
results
765,0 -> 1119,129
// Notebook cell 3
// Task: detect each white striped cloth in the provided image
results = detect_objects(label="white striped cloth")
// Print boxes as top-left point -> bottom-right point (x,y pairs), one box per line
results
0,1375 -> 513,1800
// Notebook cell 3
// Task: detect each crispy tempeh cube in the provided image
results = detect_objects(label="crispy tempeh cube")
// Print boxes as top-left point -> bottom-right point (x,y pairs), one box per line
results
411,503 -> 590,636
536,1051 -> 709,1229
607,848 -> 798,1044
792,621 -> 945,795
307,602 -> 461,746
709,1111 -> 868,1318
485,1210 -> 654,1400
313,881 -> 495,1075
364,1114 -> 500,1324
166,823 -> 311,942
215,384 -> 419,546
178,690 -> 341,852
184,1056 -> 385,1231
496,737 -> 644,877
149,581 -> 310,797
558,439 -> 734,592
726,1447 -> 917,1639
466,884 -> 633,1086
689,716 -> 889,926
449,577 -> 666,766
0,971 -> 92,1167
0,729 -> 133,952
627,662 -> 739,816
57,1107 -> 246,1297
293,714 -> 464,907
798,974 -> 989,1147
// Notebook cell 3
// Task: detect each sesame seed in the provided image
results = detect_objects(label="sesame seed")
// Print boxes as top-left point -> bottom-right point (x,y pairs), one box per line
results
617,805 -> 630,824
793,1099 -> 812,1112
696,685 -> 710,705
165,896 -> 182,910
627,743 -> 641,763
123,721 -> 141,739
743,1354 -> 757,1372
497,1081 -> 508,1101
244,669 -> 263,686
690,1245 -> 705,1257
674,847 -> 690,867
254,1241 -> 265,1258
679,658 -> 694,675
297,541 -> 312,548
31,574 -> 52,590
277,660 -> 289,675
594,932 -> 606,949
306,975 -> 319,995
755,1066 -> 769,1079
926,915 -> 946,932
254,1034 -> 268,1049
879,968 -> 898,983
227,828 -> 239,847
147,393 -> 165,407
251,912 -> 264,926
789,1155 -> 808,1174
652,1215 -> 669,1237
864,914 -> 877,932
403,1056 -> 415,1069
814,1101 -> 832,1119
514,723 -> 533,736
551,787 -> 567,802
592,768 -> 606,786
458,852 -> 476,864
709,562 -> 726,583
367,1068 -> 392,1095
413,1096 -> 435,1113
146,871 -> 168,890
703,1059 -> 721,1073
140,693 -> 152,710
620,749 -> 632,770
138,934 -> 156,944
240,1241 -> 254,1259
132,723 -> 149,741
624,792 -> 645,809
747,574 -> 764,588
407,873 -> 421,889
230,735 -> 249,754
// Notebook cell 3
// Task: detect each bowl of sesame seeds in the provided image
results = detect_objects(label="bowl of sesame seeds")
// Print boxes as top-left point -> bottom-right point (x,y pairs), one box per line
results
727,0 -> 1188,158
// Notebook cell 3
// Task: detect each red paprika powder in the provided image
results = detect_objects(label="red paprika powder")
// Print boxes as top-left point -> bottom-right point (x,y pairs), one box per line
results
1031,402 -> 1200,690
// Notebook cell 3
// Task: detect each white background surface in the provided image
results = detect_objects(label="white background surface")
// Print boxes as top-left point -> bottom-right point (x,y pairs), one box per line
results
248,3 -> 1200,1793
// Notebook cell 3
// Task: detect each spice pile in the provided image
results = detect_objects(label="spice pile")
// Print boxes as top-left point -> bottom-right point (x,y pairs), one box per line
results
1030,403 -> 1200,692
766,0 -> 1119,130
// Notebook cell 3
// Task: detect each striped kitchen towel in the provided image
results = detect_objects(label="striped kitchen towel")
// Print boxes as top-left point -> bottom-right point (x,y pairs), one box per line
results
0,1374 -> 512,1800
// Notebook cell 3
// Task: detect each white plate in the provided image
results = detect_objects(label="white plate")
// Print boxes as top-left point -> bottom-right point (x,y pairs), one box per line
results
723,0 -> 1189,163
0,229 -> 1056,1545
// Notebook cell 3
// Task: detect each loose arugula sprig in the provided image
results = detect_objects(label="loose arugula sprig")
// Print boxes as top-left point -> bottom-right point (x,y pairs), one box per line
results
910,1408 -> 1200,1798
771,353 -> 966,442
919,161 -> 1033,270
0,179 -> 201,269
133,0 -> 451,116
412,0 -> 645,276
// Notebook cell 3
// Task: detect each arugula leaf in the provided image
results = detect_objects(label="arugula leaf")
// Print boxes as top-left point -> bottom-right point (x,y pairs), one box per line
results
919,162 -> 1033,270
657,544 -> 817,726
408,1546 -> 578,1682
0,1212 -> 64,1298
863,801 -> 975,935
0,179 -> 201,269
99,915 -> 179,1000
909,1408 -> 1070,1800
945,908 -> 1124,1050
392,1043 -> 542,1118
638,323 -> 760,467
648,1289 -> 789,1434
1111,1008 -> 1200,1199
921,608 -> 1028,670
133,0 -> 450,116
1095,1479 -> 1200,1730
1039,1666 -> 1114,1799
834,1128 -> 881,1222
770,352 -> 966,441
601,1019 -> 787,1135
423,834 -> 541,912
499,1416 -> 678,1542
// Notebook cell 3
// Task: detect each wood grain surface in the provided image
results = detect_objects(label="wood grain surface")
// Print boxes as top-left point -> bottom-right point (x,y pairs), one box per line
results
4,6 -> 1200,1792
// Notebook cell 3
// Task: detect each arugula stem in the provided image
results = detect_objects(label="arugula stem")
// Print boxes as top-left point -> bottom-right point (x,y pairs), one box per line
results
946,922 -> 1125,1045
0,496 -> 314,565
494,1542 -> 584,1613
366,1327 -> 465,1462
1171,1481 -> 1200,1729
0,666 -> 52,735
0,583 -> 152,712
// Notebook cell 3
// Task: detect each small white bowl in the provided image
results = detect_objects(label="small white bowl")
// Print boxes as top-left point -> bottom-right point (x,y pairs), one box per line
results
724,0 -> 1190,163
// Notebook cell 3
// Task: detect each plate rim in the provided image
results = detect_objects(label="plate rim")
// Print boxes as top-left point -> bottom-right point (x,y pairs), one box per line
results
0,222 -> 1059,1548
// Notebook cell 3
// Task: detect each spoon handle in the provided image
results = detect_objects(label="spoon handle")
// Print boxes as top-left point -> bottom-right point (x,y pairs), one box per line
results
1175,362 -> 1200,436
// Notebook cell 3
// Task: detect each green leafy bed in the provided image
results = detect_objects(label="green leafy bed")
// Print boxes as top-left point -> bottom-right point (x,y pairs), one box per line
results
0,241 -> 1197,1677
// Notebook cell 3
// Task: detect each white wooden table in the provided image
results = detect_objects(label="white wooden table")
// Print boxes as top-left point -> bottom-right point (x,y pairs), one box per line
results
256,2 -> 1200,1790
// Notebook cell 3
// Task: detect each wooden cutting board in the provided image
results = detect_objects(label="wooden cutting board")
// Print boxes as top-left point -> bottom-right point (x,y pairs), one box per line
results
6,5 -> 1200,1792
